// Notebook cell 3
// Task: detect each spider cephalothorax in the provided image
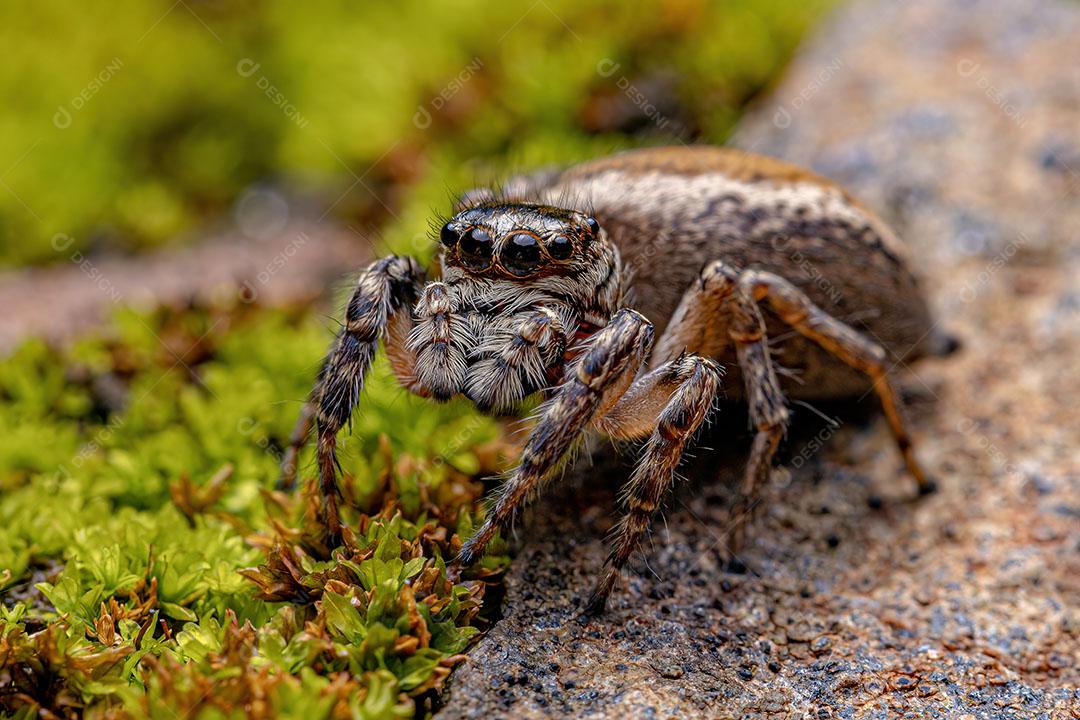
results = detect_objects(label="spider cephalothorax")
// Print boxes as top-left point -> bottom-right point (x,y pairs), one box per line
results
282,146 -> 942,614
407,202 -> 623,412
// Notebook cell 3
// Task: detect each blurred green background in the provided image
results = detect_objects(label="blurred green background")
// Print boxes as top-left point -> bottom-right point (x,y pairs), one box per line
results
1,0 -> 834,268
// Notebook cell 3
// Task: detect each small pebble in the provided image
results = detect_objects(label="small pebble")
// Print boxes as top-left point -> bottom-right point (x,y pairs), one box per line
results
657,665 -> 684,679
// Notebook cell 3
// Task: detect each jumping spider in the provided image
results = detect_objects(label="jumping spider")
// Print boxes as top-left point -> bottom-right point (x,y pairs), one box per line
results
282,146 -> 948,613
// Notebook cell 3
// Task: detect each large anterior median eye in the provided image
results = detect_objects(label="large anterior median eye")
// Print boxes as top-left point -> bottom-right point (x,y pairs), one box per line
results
459,227 -> 493,270
501,232 -> 542,276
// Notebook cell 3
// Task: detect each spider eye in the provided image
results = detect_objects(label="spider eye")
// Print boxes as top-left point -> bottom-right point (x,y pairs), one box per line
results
585,217 -> 600,234
501,233 -> 542,276
459,227 -> 493,270
547,234 -> 573,260
439,222 -> 459,247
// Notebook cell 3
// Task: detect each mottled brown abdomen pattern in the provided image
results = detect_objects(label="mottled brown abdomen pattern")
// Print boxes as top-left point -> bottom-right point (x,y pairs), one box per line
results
517,146 -> 936,399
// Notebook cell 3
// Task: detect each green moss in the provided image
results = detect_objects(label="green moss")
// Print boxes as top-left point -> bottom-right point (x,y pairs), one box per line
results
0,303 -> 507,718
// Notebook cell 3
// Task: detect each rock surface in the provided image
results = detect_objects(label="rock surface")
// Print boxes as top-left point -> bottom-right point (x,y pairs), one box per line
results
440,0 -> 1080,717
735,0 -> 1080,264
0,215 -> 369,354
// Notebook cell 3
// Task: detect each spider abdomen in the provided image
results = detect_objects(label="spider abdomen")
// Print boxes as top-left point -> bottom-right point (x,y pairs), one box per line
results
508,145 -> 939,399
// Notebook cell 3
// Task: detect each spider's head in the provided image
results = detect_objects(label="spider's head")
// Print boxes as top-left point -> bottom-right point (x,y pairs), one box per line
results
438,202 -> 610,283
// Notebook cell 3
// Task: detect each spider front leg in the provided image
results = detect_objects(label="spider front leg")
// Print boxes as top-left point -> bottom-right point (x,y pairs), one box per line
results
290,255 -> 424,542
587,352 -> 724,613
458,308 -> 654,565
280,264 -> 444,490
